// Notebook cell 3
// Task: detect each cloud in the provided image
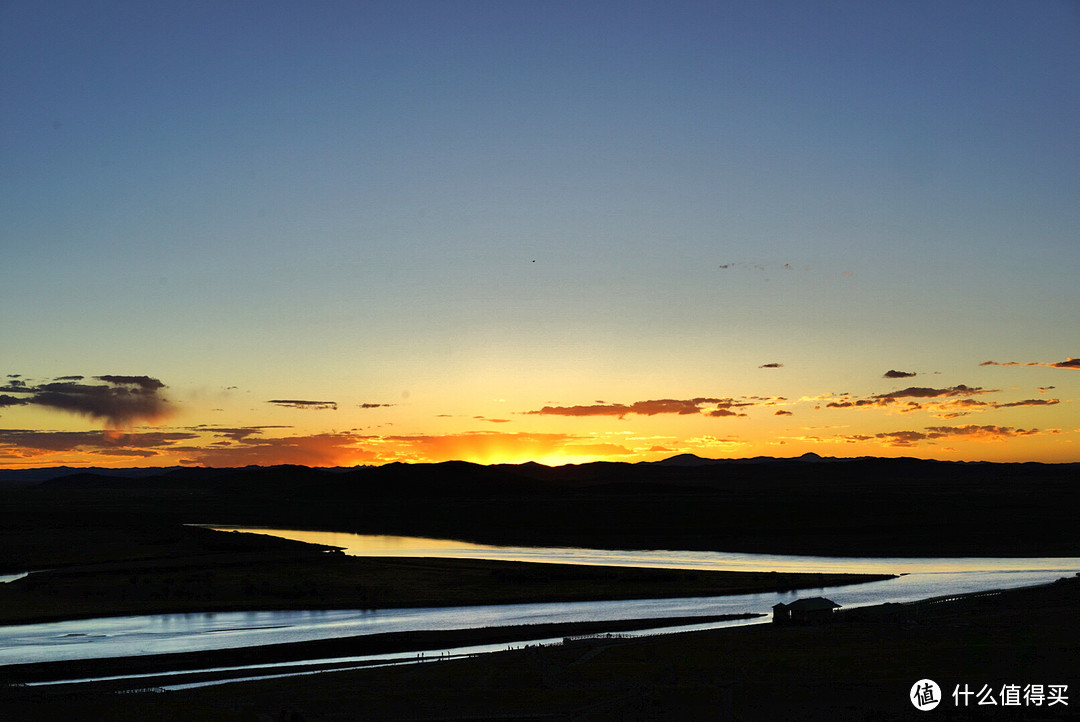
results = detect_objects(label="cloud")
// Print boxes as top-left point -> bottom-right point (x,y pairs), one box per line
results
774,409 -> 794,416
526,397 -> 751,419
876,385 -> 987,400
992,398 -> 1061,409
0,375 -> 174,427
0,395 -> 29,408
707,408 -> 745,417
981,358 -> 1079,370
359,402 -> 394,409
0,429 -> 197,458
95,375 -> 165,390
759,362 -> 784,369
267,399 -> 338,411
838,424 -> 1054,448
826,385 -> 992,411
923,425 -> 1047,439
193,425 -> 293,442
883,369 -> 916,379
184,431 -> 375,467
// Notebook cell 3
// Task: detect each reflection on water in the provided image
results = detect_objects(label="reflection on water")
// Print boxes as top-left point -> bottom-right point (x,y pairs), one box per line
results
209,526 -> 1080,575
3,529 -> 1077,673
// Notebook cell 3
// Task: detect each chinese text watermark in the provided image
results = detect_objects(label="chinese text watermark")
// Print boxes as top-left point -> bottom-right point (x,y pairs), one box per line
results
911,681 -> 1068,711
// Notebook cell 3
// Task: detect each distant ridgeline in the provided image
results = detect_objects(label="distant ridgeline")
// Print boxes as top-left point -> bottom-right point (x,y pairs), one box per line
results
2,455 -> 1078,558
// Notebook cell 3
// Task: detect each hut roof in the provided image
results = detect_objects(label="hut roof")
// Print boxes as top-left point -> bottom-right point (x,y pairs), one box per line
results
786,597 -> 840,611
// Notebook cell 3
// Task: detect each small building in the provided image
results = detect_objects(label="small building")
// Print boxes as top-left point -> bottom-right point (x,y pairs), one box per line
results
772,597 -> 841,625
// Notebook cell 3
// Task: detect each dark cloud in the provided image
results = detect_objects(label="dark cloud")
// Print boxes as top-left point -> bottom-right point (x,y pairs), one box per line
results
823,386 -> 989,410
0,395 -> 28,408
90,448 -> 158,458
95,375 -> 166,390
981,358 -> 1078,370
991,398 -> 1060,409
839,424 -> 1051,448
267,399 -> 338,411
759,362 -> 784,369
875,385 -> 987,400
527,397 -> 748,419
924,425 -> 1045,439
0,429 -> 196,456
825,399 -> 881,409
774,409 -> 794,416
0,375 -> 173,427
359,402 -> 394,409
193,426 -> 293,442
883,369 -> 916,379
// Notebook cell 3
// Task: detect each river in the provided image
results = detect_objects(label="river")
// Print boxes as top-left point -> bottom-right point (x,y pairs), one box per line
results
3,528 -> 1077,686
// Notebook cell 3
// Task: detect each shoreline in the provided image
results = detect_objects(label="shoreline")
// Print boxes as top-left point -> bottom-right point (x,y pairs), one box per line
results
0,537 -> 896,626
5,577 -> 1077,720
2,613 -> 764,686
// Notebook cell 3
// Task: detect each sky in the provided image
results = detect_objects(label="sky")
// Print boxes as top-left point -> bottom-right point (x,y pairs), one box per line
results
2,0 -> 1078,468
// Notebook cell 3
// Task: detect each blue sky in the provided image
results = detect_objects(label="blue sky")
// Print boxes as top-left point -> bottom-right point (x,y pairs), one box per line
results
2,1 -> 1078,466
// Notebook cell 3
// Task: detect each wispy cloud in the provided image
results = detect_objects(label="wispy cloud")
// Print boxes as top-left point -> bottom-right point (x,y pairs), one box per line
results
0,429 -> 197,459
839,424 -> 1055,448
980,357 -> 1079,370
267,399 -> 338,411
759,362 -> 784,369
876,385 -> 988,400
992,398 -> 1061,409
825,385 -> 992,411
526,397 -> 753,419
184,431 -> 373,467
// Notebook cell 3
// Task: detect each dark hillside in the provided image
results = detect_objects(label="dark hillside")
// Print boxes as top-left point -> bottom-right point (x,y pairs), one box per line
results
3,456 -> 1078,558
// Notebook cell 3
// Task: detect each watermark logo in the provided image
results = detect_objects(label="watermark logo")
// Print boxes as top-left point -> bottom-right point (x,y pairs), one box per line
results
911,679 -> 942,711
910,680 -> 1069,710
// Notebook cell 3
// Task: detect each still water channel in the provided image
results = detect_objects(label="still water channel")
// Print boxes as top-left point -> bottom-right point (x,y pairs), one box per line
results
3,528 -> 1077,676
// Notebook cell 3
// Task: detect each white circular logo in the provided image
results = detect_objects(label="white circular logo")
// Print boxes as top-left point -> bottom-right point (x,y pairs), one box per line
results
911,679 -> 941,711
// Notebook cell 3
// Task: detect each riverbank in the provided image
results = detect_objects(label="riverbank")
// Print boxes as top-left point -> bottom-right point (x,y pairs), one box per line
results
0,612 -> 762,686
0,524 -> 893,626
5,576 -> 1077,720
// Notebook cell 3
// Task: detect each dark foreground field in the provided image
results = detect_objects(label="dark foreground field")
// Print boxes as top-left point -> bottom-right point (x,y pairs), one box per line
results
5,576 -> 1078,721
2,457 -> 1078,720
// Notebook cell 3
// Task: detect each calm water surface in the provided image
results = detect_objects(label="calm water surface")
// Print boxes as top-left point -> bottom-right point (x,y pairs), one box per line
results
209,526 -> 1080,574
3,528 -> 1077,670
